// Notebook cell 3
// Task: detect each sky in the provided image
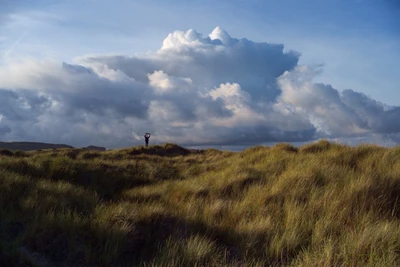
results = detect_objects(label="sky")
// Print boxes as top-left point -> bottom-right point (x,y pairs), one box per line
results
0,0 -> 399,149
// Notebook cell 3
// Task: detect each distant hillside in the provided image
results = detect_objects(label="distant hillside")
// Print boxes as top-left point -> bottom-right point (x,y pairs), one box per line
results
83,145 -> 107,151
0,141 -> 74,151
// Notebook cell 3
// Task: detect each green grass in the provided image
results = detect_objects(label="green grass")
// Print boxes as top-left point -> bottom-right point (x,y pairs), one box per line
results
0,141 -> 399,266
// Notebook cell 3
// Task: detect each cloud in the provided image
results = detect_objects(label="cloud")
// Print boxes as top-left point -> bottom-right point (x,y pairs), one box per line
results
78,27 -> 300,102
0,27 -> 398,148
277,65 -> 400,140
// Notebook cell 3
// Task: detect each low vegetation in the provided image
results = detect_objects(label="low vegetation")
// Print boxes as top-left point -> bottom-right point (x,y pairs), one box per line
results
0,141 -> 399,266
0,142 -> 73,151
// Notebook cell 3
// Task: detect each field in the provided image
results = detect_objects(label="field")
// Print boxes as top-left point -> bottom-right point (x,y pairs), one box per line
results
0,140 -> 399,266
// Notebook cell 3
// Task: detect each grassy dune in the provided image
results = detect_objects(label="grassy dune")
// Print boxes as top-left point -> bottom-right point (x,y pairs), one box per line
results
0,141 -> 399,266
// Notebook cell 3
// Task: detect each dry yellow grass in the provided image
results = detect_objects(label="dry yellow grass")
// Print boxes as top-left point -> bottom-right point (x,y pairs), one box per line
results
0,141 -> 399,266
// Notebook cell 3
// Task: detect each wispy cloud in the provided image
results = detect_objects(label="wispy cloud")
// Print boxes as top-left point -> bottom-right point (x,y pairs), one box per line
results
2,30 -> 28,58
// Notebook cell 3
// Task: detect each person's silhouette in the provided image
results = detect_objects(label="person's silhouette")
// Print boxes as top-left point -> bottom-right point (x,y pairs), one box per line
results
144,133 -> 151,147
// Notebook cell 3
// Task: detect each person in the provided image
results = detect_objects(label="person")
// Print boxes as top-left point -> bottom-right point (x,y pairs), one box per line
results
144,133 -> 151,147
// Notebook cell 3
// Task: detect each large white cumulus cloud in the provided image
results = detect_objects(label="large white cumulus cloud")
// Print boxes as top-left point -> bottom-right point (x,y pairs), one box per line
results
0,27 -> 398,148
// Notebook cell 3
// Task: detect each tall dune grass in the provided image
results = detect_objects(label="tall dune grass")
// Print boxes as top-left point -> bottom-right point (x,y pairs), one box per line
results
0,141 -> 399,266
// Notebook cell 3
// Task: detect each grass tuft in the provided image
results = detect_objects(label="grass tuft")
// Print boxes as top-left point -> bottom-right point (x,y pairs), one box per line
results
0,148 -> 14,157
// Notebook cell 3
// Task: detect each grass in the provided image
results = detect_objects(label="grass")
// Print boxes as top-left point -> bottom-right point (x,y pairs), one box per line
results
0,141 -> 399,266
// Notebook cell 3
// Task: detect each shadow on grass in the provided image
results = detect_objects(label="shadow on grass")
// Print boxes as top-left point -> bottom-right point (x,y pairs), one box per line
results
220,169 -> 265,199
122,213 -> 305,266
0,158 -> 173,201
128,143 -> 191,157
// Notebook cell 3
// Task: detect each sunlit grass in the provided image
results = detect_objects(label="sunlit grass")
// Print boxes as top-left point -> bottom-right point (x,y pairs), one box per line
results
0,140 -> 399,266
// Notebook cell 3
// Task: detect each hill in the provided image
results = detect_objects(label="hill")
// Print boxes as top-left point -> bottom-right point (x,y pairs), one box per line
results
0,141 -> 74,151
0,141 -> 399,266
83,145 -> 107,151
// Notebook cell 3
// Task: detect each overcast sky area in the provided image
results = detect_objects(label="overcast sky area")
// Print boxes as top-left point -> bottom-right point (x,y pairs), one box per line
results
0,0 -> 399,149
